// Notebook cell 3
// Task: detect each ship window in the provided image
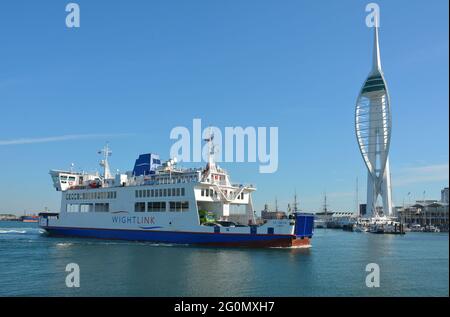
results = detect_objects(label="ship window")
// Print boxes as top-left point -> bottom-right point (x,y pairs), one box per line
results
201,189 -> 204,196
151,189 -> 154,197
68,176 -> 76,181
80,203 -> 93,213
135,190 -> 138,198
205,189 -> 209,197
172,188 -> 176,196
148,201 -> 166,212
147,190 -> 151,197
169,201 -> 188,212
181,188 -> 185,196
210,189 -> 213,197
163,188 -> 167,197
67,204 -> 79,212
135,202 -> 146,212
159,189 -> 163,197
155,189 -> 159,197
168,188 -> 172,197
95,203 -> 109,212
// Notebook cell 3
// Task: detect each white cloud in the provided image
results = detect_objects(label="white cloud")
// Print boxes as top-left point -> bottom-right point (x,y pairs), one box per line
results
392,163 -> 449,186
0,133 -> 132,146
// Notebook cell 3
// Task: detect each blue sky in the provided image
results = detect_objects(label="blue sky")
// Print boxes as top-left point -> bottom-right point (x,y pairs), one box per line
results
0,0 -> 448,215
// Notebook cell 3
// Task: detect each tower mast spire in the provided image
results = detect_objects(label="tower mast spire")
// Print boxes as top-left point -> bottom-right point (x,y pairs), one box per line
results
355,10 -> 393,218
372,24 -> 382,74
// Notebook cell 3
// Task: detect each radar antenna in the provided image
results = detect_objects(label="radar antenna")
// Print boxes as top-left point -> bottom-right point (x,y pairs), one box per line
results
203,127 -> 216,171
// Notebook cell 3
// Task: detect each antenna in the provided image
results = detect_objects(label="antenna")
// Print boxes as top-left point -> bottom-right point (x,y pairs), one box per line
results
293,190 -> 299,213
203,127 -> 216,170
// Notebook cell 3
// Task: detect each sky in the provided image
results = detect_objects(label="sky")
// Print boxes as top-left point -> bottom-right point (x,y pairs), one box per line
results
0,0 -> 448,215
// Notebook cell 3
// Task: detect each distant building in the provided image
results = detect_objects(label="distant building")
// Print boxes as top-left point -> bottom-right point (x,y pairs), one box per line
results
359,204 -> 367,216
359,204 -> 388,217
0,214 -> 19,221
397,200 -> 449,231
314,211 -> 356,228
441,187 -> 449,204
261,204 -> 287,220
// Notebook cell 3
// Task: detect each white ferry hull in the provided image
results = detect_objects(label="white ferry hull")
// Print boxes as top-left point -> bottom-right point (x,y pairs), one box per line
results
39,213 -> 313,248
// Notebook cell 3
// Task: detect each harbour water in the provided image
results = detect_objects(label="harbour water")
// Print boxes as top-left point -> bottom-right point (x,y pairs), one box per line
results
0,221 -> 448,296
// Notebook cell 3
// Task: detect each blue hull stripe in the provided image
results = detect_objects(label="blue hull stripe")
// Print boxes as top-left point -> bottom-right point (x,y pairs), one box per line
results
43,226 -> 297,245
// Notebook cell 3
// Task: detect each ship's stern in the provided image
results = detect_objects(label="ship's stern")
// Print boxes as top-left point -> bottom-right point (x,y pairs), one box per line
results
291,213 -> 314,247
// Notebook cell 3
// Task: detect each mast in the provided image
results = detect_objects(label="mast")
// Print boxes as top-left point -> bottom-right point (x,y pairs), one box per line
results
203,127 -> 216,172
323,192 -> 328,215
98,143 -> 112,180
292,190 -> 299,213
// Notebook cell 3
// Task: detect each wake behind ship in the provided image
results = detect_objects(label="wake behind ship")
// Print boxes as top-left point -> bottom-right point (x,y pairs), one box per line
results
39,141 -> 313,247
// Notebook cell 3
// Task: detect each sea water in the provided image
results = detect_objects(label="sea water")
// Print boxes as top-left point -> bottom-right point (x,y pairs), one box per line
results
0,221 -> 448,296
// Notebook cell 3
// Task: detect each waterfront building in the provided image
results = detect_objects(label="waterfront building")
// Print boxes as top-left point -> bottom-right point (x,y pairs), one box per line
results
0,214 -> 19,221
441,187 -> 449,204
397,201 -> 449,231
314,211 -> 356,229
359,203 -> 367,217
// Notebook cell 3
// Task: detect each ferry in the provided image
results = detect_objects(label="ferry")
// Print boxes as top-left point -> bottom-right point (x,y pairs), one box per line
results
39,140 -> 314,247
21,215 -> 39,223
